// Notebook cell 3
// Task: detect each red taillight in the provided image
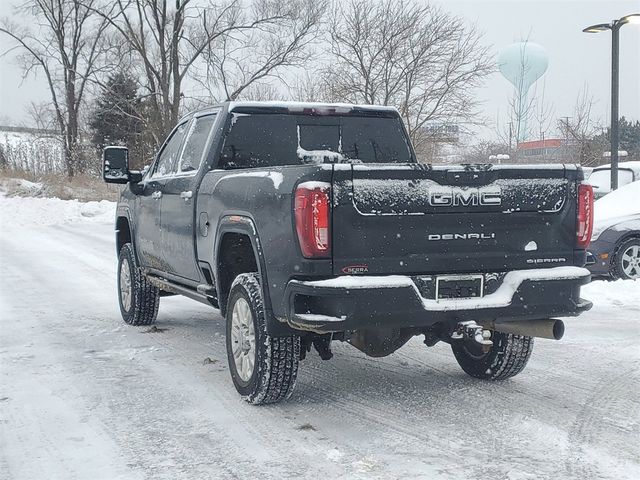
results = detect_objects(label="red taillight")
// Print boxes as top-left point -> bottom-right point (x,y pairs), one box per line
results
577,183 -> 594,248
294,182 -> 331,258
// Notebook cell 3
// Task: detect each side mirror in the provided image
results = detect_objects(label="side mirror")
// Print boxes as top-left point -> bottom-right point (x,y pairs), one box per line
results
103,146 -> 130,184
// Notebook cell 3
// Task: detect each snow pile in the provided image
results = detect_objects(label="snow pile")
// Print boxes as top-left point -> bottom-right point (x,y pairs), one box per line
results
591,181 -> 640,240
582,278 -> 640,308
0,194 -> 116,227
0,177 -> 45,196
594,180 -> 640,222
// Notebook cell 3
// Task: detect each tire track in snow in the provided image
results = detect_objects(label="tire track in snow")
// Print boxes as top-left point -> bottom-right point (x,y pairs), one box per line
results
564,368 -> 640,480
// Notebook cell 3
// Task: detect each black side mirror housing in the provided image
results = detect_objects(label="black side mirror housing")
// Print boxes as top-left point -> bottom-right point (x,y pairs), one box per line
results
103,146 -> 130,184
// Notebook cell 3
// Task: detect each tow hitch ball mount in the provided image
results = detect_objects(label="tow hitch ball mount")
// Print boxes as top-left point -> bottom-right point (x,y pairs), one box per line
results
451,321 -> 493,352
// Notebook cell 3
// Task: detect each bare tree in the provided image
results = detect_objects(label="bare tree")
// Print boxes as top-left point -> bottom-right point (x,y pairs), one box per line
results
462,140 -> 512,164
322,0 -> 493,156
1,0 -> 111,177
505,46 -> 536,146
199,0 -> 325,102
558,88 -> 604,166
92,0 -> 324,145
495,80 -> 552,162
531,80 -> 555,143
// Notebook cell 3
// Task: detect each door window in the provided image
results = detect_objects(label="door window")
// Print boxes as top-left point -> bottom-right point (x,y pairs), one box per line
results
153,122 -> 188,177
178,114 -> 217,173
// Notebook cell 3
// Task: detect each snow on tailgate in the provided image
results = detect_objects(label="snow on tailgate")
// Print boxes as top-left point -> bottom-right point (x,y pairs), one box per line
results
349,177 -> 568,215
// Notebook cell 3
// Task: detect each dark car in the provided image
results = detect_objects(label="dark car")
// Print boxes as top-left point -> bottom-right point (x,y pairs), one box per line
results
587,181 -> 640,279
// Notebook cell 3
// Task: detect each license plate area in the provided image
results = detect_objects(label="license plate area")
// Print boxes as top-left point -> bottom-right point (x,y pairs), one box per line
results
435,275 -> 484,300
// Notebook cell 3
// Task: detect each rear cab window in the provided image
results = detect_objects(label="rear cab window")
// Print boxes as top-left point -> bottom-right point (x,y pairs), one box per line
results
218,111 -> 414,169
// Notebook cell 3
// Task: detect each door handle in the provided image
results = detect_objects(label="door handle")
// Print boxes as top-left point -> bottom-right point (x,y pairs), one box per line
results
180,190 -> 193,200
151,191 -> 162,199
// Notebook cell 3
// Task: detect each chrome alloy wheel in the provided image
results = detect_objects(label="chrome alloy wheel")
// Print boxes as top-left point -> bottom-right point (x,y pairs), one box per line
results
621,244 -> 640,279
120,258 -> 132,312
230,297 -> 256,382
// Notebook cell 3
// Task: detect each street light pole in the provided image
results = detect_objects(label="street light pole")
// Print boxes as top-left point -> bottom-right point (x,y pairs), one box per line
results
611,21 -> 620,190
583,13 -> 639,191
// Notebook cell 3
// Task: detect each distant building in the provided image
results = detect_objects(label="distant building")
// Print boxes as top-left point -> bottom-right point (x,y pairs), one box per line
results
423,124 -> 460,143
516,138 -> 578,163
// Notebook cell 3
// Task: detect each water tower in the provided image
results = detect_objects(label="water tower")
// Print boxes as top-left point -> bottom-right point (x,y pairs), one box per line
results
498,42 -> 549,143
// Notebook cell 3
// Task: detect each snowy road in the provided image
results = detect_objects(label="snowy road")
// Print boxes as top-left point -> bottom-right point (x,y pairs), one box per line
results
1,196 -> 639,480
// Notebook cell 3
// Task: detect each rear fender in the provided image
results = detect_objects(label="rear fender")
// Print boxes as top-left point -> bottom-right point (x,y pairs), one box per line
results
214,215 -> 272,320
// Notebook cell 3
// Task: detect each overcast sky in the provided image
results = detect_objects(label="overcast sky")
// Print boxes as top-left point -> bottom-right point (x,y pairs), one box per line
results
1,0 -> 639,141
430,0 -> 640,138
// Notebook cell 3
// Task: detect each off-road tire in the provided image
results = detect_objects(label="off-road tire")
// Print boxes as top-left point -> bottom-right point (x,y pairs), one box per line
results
451,331 -> 534,380
225,273 -> 300,404
611,237 -> 640,280
117,243 -> 160,326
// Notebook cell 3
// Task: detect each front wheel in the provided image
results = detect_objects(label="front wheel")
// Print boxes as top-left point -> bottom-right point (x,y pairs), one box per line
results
117,243 -> 160,326
451,331 -> 534,380
225,273 -> 300,404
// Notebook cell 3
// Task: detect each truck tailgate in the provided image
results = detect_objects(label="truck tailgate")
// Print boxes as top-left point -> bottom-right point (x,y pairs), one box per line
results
331,164 -> 579,275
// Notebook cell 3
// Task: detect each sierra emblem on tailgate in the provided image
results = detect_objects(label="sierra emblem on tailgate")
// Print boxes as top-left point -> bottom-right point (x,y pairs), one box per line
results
428,187 -> 502,207
342,265 -> 369,274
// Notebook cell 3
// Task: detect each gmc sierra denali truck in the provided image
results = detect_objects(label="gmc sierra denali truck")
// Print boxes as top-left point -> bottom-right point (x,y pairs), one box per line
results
103,101 -> 594,405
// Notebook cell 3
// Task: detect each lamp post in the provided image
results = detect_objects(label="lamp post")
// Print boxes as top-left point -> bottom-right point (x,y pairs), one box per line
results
583,13 -> 640,191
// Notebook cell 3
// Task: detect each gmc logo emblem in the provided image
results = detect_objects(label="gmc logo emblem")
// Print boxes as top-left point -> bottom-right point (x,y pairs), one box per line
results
428,187 -> 502,207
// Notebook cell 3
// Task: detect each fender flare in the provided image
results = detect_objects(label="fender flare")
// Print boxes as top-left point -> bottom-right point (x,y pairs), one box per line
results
213,214 -> 272,316
115,206 -> 140,263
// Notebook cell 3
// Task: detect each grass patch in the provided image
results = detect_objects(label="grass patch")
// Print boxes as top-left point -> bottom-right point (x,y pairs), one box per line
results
0,168 -> 121,202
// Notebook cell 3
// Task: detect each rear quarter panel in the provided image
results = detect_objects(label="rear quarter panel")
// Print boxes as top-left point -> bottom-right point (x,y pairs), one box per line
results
196,165 -> 333,324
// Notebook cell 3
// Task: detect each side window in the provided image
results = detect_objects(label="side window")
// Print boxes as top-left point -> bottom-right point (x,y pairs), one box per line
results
179,114 -> 217,173
153,122 -> 188,177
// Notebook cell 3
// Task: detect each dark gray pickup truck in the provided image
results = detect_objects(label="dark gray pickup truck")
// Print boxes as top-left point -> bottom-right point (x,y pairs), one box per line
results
103,101 -> 594,404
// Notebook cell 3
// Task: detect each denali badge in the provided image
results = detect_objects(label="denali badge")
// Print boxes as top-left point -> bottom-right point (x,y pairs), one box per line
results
428,187 -> 502,207
428,233 -> 496,241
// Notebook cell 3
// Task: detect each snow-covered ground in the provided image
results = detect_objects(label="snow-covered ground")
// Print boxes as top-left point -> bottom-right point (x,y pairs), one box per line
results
1,194 -> 639,480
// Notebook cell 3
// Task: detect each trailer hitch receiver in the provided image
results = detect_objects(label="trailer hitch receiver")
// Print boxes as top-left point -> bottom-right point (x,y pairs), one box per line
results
451,321 -> 493,353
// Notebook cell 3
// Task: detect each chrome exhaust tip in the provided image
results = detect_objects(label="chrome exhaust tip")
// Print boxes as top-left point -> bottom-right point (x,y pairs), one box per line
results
484,319 -> 565,340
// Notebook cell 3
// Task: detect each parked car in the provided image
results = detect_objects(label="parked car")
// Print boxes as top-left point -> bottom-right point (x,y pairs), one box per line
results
588,161 -> 640,199
581,166 -> 593,180
587,180 -> 640,279
103,101 -> 594,404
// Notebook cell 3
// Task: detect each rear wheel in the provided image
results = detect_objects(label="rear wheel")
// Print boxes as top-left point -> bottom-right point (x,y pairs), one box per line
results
451,331 -> 534,380
612,238 -> 640,280
117,243 -> 160,326
225,273 -> 300,404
